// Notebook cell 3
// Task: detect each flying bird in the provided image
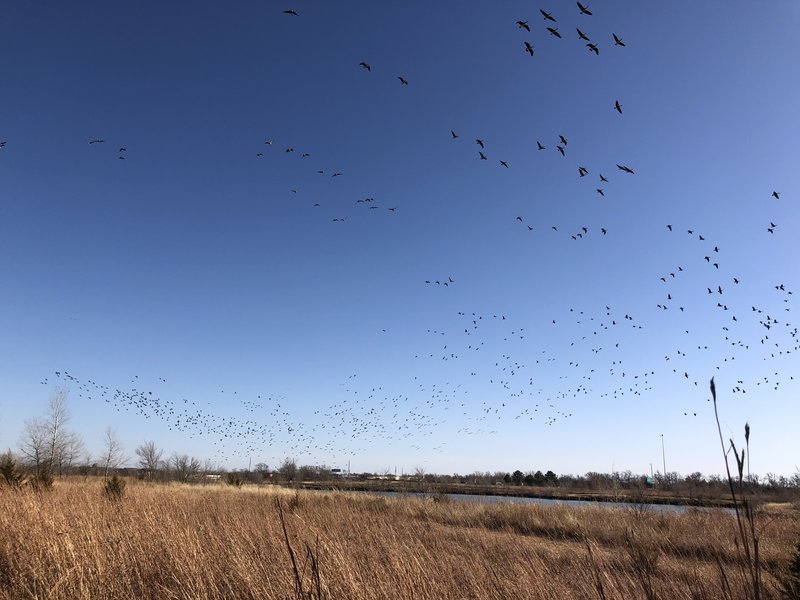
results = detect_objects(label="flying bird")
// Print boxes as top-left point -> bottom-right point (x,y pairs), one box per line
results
596,188 -> 605,196
772,191 -> 780,199
599,174 -> 608,182
616,164 -> 634,174
559,134 -> 568,145
577,2 -> 592,15
578,166 -> 588,177
547,27 -> 562,38
524,42 -> 535,56
398,76 -> 408,85
476,139 -> 484,148
587,43 -> 599,55
540,9 -> 557,22
537,141 -> 546,150
359,62 -> 371,71
283,9 -> 298,16
88,139 -> 105,144
613,33 -> 626,46
517,20 -> 530,31
499,160 -> 509,168
614,100 -> 622,113
577,28 -> 590,41
451,130 -> 459,139
479,151 -> 487,160
556,145 -> 565,156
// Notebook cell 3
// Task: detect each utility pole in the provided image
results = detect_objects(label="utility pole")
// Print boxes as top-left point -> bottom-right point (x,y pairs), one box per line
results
660,434 -> 666,484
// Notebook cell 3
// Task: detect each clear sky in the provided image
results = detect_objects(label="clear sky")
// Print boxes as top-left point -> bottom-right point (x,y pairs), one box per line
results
1,1 -> 798,478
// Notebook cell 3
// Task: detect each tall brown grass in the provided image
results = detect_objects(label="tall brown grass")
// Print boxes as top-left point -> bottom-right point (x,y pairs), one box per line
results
0,478 -> 796,599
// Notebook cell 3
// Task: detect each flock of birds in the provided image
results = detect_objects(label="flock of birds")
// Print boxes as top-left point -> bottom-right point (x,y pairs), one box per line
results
11,3 -> 796,471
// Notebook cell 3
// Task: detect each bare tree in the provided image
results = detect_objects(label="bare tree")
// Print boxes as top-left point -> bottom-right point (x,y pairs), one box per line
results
18,390 -> 81,477
18,417 -> 49,470
135,440 -> 163,480
44,390 -> 71,474
60,430 -> 88,474
171,453 -> 201,482
99,427 -> 127,479
278,457 -> 297,482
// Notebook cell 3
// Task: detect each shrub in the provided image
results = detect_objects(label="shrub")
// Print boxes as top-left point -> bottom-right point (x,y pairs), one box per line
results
0,452 -> 26,487
103,475 -> 126,502
29,468 -> 53,492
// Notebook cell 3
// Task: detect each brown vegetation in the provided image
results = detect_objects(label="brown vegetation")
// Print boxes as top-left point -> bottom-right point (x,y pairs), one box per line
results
0,478 -> 797,599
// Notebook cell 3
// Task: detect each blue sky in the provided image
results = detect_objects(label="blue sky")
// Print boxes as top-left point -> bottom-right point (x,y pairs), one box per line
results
1,1 -> 798,477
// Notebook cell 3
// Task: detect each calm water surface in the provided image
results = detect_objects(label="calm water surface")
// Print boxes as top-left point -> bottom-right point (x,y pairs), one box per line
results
363,490 -> 733,515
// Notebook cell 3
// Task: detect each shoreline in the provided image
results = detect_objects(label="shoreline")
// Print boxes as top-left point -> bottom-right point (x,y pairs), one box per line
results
291,480 -> 794,510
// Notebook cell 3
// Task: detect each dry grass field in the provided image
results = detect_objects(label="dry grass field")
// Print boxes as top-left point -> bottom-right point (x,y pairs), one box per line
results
0,478 -> 797,599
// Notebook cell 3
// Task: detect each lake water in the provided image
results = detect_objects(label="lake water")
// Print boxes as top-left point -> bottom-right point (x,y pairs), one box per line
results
362,490 -> 733,515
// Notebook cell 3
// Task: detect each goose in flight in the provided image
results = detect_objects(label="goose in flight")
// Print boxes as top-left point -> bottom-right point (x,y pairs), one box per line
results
540,9 -> 557,22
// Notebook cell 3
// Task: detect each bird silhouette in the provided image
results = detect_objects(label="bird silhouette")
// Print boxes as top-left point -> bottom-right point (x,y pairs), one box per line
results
359,62 -> 371,71
614,100 -> 622,113
613,33 -> 626,46
547,27 -> 562,38
577,3 -> 592,15
524,42 -> 535,56
517,20 -> 530,31
398,76 -> 408,85
540,9 -> 557,22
